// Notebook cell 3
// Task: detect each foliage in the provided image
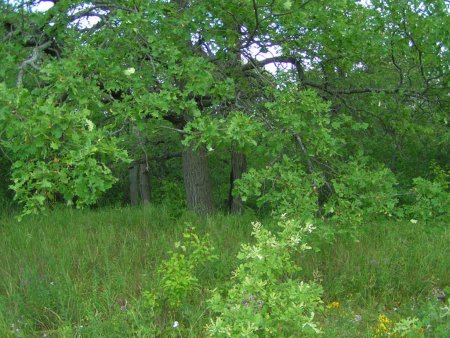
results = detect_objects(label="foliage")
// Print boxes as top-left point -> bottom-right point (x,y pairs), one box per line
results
236,154 -> 402,242
391,316 -> 422,337
183,111 -> 262,152
207,218 -> 323,337
1,0 -> 448,216
416,298 -> 450,337
325,157 -> 399,229
236,156 -> 321,220
152,179 -> 186,215
0,207 -> 448,336
406,177 -> 449,223
264,88 -> 345,159
370,299 -> 450,338
372,312 -> 439,338
0,84 -> 129,217
430,161 -> 450,188
157,225 -> 218,309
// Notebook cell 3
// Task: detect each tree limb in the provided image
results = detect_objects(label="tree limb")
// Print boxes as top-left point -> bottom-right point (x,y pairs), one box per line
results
16,40 -> 52,87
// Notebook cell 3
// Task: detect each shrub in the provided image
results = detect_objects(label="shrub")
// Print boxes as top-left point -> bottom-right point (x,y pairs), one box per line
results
406,177 -> 449,223
235,156 -> 321,221
157,225 -> 217,309
206,217 -> 323,337
325,157 -> 398,229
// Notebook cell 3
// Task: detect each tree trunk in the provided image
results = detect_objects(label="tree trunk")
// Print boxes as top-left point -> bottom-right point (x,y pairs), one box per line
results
182,145 -> 214,215
139,163 -> 150,205
228,150 -> 247,214
129,161 -> 150,206
129,163 -> 139,206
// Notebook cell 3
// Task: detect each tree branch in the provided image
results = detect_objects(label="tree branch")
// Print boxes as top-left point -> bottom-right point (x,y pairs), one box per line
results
242,55 -> 297,71
16,40 -> 52,87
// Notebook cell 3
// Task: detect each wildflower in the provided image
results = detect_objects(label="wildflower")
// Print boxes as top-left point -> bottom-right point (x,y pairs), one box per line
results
378,314 -> 391,328
312,269 -> 323,283
123,67 -> 136,76
410,219 -> 418,224
173,321 -> 179,328
304,222 -> 315,233
257,300 -> 264,310
326,301 -> 340,309
431,287 -> 446,301
373,314 -> 393,337
354,314 -> 362,322
283,1 -> 292,10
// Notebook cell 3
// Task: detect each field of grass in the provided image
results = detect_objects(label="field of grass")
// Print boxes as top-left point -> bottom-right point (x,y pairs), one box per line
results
0,206 -> 448,337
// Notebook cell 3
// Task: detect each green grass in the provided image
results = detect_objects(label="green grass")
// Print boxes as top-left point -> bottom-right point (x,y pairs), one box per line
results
300,220 -> 450,337
0,206 -> 448,337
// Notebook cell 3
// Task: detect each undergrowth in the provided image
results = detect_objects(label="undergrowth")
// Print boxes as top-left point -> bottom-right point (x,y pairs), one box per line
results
0,205 -> 448,337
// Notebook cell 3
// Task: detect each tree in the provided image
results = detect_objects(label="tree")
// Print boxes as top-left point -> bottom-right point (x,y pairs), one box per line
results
0,0 -> 448,217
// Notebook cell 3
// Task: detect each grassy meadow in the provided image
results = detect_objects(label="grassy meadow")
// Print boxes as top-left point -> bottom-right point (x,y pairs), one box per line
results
0,206 -> 448,337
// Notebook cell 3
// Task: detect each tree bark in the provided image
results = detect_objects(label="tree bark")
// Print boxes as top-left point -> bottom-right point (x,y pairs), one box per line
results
182,145 -> 214,215
139,163 -> 150,205
129,161 -> 150,206
129,163 -> 139,206
228,150 -> 247,214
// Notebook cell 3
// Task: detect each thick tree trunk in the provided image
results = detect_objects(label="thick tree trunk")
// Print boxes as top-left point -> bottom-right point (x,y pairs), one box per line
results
182,145 -> 214,215
129,163 -> 139,206
228,150 -> 247,214
129,161 -> 150,205
139,163 -> 150,205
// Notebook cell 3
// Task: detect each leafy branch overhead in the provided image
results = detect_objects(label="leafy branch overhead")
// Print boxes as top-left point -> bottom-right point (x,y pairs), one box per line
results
0,0 -> 448,217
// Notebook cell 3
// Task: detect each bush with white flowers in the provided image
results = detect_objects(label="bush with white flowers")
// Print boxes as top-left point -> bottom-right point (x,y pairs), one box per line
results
206,218 -> 323,337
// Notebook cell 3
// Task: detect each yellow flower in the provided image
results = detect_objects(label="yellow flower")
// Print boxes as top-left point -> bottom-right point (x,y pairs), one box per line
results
373,314 -> 393,337
326,301 -> 341,309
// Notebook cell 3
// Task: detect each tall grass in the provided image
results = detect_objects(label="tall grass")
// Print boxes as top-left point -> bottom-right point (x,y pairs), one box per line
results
0,206 -> 448,336
0,206 -> 255,336
301,221 -> 449,305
